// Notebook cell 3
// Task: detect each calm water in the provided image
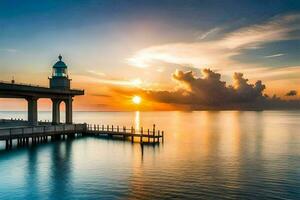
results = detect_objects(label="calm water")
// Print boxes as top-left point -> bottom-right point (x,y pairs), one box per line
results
0,111 -> 299,199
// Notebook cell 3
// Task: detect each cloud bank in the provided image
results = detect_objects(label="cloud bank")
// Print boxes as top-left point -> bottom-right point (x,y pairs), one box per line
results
142,69 -> 300,110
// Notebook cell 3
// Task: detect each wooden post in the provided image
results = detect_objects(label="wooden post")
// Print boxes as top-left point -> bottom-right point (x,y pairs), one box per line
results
102,125 -> 104,131
157,130 -> 160,143
112,125 -> 114,132
148,129 -> 150,143
117,126 -> 119,132
140,127 -> 143,143
131,126 -> 134,143
107,125 -> 109,131
162,131 -> 164,143
123,126 -> 126,140
152,124 -> 155,143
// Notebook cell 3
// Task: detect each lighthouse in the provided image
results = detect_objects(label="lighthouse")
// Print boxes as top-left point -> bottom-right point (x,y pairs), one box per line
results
49,55 -> 71,89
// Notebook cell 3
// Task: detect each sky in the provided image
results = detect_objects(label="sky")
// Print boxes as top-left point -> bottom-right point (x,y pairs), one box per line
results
0,0 -> 300,111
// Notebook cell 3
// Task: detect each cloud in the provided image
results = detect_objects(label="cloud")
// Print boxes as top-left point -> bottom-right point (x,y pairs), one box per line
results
142,69 -> 266,109
128,13 -> 300,73
239,66 -> 300,81
218,14 -> 300,49
87,70 -> 106,77
264,53 -> 285,58
196,27 -> 220,40
73,74 -> 143,87
141,69 -> 300,110
286,90 -> 297,96
92,93 -> 112,97
0,48 -> 17,53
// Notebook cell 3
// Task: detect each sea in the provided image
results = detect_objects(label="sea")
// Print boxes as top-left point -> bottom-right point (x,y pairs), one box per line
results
0,111 -> 299,199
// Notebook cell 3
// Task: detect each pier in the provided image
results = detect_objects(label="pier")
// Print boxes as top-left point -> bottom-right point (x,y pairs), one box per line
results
0,122 -> 164,149
0,55 -> 84,126
86,124 -> 164,144
0,55 -> 164,150
0,123 -> 86,149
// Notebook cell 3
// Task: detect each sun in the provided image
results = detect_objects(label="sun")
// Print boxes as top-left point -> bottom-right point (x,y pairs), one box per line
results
132,95 -> 142,104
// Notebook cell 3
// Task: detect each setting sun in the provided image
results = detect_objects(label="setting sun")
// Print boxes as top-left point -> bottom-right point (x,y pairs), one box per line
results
132,95 -> 141,104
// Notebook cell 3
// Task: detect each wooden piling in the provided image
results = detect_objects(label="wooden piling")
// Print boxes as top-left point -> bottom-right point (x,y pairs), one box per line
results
152,124 -> 155,143
131,126 -> 134,143
140,127 -> 143,143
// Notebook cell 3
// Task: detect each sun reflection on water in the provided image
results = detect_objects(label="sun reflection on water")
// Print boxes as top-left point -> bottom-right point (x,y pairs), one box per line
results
135,111 -> 140,131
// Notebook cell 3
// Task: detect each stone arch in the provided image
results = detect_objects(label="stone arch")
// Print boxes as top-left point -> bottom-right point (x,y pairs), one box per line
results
51,97 -> 73,124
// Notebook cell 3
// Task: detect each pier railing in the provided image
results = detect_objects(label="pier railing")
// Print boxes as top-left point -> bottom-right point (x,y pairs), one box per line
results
0,122 -> 164,149
0,80 -> 84,92
86,124 -> 164,143
86,124 -> 163,135
0,123 -> 86,140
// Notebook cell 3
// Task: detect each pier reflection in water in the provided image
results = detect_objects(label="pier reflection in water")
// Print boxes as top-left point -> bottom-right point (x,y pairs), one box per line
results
0,111 -> 299,199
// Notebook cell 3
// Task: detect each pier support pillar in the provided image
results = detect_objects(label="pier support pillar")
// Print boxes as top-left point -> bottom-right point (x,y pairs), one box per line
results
65,97 -> 73,124
52,99 -> 61,125
27,97 -> 38,126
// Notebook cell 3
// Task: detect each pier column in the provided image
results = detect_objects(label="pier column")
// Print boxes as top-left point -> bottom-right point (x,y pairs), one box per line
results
52,99 -> 61,125
65,97 -> 73,124
27,97 -> 38,126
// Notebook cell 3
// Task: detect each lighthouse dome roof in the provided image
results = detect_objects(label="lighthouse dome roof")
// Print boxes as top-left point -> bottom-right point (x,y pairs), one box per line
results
53,55 -> 67,68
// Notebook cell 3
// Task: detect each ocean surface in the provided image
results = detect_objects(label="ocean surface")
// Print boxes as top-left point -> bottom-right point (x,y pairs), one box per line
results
0,111 -> 299,199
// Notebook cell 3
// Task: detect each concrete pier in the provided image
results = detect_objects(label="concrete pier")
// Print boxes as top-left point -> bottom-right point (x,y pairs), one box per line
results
0,123 -> 86,149
52,99 -> 61,125
27,97 -> 38,126
0,55 -> 84,125
65,97 -> 73,124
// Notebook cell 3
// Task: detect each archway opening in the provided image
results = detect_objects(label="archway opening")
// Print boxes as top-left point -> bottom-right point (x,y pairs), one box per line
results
0,98 -> 27,118
38,98 -> 52,123
60,101 -> 66,124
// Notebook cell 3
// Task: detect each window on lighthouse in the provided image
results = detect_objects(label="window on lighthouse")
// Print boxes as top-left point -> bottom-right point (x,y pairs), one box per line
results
53,68 -> 68,77
52,55 -> 68,77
